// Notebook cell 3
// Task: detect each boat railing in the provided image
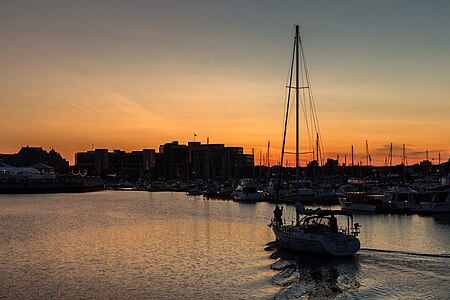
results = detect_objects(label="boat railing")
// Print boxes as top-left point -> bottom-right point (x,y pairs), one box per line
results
350,223 -> 361,237
270,216 -> 360,238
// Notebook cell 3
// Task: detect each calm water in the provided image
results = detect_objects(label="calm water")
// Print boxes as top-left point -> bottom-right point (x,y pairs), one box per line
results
1,191 -> 449,299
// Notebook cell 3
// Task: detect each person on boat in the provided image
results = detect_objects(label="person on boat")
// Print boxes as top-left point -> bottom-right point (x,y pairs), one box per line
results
294,202 -> 305,213
310,219 -> 319,233
294,202 -> 304,226
273,205 -> 283,226
329,215 -> 338,232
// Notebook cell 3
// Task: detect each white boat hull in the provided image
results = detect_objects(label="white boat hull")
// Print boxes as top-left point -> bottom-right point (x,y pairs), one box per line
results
414,201 -> 450,213
432,202 -> 450,213
414,189 -> 450,213
233,191 -> 263,201
339,197 -> 388,213
340,200 -> 377,212
272,225 -> 360,256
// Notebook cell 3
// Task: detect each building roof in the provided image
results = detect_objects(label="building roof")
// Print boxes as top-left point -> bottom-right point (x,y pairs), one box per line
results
0,161 -> 12,167
28,162 -> 54,170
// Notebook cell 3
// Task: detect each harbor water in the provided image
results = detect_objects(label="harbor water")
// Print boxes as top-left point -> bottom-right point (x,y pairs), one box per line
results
1,191 -> 449,299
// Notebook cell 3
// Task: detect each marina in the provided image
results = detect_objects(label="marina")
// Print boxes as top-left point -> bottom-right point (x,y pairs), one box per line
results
2,2 -> 450,299
1,191 -> 449,299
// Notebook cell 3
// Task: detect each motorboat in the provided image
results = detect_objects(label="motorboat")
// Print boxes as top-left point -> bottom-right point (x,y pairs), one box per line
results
232,179 -> 264,201
264,180 -> 315,203
339,191 -> 389,213
282,187 -> 316,204
414,187 -> 450,213
232,186 -> 264,201
385,186 -> 429,213
186,187 -> 203,195
264,182 -> 291,202
314,184 -> 340,205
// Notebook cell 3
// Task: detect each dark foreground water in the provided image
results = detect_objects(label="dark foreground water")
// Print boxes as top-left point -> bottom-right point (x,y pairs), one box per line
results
1,191 -> 449,299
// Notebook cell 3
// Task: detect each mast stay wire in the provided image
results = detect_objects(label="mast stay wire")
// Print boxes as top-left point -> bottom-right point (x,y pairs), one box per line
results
298,33 -> 326,165
281,31 -> 326,167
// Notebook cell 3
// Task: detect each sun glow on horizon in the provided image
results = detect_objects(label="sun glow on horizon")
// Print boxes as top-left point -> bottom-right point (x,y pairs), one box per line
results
1,2 -> 449,167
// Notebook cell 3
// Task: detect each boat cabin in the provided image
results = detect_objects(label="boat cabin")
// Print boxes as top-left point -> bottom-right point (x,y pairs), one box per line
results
296,209 -> 360,237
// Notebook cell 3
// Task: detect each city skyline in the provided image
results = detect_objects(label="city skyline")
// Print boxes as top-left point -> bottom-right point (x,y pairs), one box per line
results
1,1 -> 449,166
3,140 -> 447,169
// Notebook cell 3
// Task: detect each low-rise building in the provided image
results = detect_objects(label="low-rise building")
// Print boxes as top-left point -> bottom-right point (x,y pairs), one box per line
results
0,163 -> 55,182
0,146 -> 69,172
156,141 -> 254,180
75,149 -> 156,180
75,141 -> 254,181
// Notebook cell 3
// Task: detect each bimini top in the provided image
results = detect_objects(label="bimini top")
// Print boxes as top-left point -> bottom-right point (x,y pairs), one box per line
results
297,208 -> 354,218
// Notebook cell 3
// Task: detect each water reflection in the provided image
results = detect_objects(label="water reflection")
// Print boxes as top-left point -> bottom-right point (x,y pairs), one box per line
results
267,243 -> 360,299
2,192 -> 449,299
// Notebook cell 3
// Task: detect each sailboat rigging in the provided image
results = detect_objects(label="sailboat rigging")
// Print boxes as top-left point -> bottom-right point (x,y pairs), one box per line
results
269,25 -> 361,256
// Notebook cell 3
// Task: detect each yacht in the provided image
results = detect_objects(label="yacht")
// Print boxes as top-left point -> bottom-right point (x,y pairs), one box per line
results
414,187 -> 450,213
339,191 -> 389,213
232,179 -> 264,201
314,184 -> 340,205
385,186 -> 429,213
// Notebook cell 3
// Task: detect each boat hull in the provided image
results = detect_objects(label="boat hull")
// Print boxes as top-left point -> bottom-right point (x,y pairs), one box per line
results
232,191 -> 264,201
272,225 -> 360,256
340,200 -> 378,213
410,189 -> 450,214
339,194 -> 389,213
414,201 -> 450,214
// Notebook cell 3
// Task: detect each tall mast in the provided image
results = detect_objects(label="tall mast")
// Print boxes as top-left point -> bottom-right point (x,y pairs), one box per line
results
267,140 -> 270,168
316,132 -> 319,182
366,140 -> 369,166
389,142 -> 393,176
402,144 -> 408,166
351,145 -> 354,166
390,143 -> 393,167
276,26 -> 296,203
316,133 -> 319,163
295,24 -> 300,194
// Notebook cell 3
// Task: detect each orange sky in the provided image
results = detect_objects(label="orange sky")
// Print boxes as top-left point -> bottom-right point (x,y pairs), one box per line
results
1,1 -> 449,166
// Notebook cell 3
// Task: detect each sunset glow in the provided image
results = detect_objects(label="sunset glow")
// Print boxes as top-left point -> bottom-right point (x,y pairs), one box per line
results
1,1 -> 449,165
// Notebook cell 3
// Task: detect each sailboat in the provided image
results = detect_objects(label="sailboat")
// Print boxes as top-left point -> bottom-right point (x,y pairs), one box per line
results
269,25 -> 361,256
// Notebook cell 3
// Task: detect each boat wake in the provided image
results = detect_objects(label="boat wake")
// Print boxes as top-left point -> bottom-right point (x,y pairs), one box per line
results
268,248 -> 361,299
360,248 -> 450,259
268,245 -> 450,300
264,240 -> 278,252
